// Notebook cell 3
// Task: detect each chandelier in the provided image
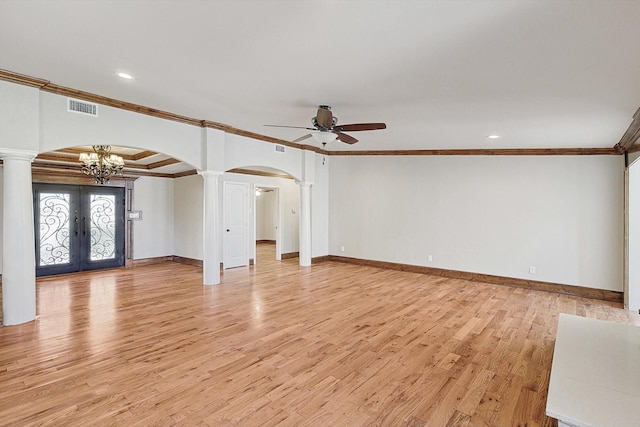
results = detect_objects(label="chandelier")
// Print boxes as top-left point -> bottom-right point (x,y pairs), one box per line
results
79,145 -> 125,184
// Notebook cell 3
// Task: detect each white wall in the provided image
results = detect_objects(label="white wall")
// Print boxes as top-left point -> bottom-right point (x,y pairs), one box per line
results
132,177 -> 175,259
0,166 -> 3,274
39,92 -> 202,167
0,82 -> 40,151
224,133 -> 303,181
312,153 -> 329,258
256,190 -> 277,241
330,155 -> 624,291
278,178 -> 300,255
628,161 -> 640,310
173,175 -> 203,260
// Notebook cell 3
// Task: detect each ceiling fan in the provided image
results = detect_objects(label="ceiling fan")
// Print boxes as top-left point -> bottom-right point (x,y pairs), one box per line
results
264,105 -> 386,145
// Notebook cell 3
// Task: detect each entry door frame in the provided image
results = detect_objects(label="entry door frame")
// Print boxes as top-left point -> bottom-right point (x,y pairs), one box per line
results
33,183 -> 126,277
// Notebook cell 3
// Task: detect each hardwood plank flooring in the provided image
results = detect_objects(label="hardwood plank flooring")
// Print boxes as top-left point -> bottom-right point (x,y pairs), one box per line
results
0,244 -> 638,426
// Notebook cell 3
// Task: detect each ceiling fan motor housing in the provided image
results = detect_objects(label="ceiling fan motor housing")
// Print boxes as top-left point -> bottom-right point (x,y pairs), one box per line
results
312,116 -> 338,130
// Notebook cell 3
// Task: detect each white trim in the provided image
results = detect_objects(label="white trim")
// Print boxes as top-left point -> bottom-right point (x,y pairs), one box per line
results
0,148 -> 38,161
197,170 -> 224,178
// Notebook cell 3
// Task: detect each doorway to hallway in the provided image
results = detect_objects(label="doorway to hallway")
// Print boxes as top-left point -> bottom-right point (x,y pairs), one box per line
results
33,183 -> 125,277
255,185 -> 280,263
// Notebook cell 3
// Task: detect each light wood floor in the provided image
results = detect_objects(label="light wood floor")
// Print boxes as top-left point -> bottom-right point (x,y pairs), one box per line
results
1,244 -> 638,426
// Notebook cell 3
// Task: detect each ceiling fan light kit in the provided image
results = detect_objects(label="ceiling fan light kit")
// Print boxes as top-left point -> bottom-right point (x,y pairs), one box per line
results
265,105 -> 386,146
311,131 -> 338,144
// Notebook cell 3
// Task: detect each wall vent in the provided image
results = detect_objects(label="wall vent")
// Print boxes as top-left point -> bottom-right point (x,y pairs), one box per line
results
67,98 -> 98,117
275,144 -> 286,153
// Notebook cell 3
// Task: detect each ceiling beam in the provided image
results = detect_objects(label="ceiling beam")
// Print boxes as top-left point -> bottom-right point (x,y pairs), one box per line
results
58,147 -> 159,162
131,150 -> 159,161
173,169 -> 198,178
35,153 -> 78,162
31,161 -> 175,178
39,151 -> 181,171
147,158 -> 181,169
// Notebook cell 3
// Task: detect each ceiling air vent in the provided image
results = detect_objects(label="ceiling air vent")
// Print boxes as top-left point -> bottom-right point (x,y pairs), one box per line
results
67,98 -> 98,117
275,144 -> 286,153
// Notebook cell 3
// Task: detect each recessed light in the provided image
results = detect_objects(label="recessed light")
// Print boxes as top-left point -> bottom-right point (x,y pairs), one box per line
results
116,72 -> 134,80
486,134 -> 501,139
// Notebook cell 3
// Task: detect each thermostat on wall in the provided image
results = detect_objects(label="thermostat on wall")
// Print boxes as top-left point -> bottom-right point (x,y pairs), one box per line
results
128,210 -> 142,220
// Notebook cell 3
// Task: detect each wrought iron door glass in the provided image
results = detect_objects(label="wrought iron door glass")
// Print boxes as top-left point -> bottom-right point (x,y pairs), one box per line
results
38,193 -> 71,266
34,184 -> 124,277
89,194 -> 116,260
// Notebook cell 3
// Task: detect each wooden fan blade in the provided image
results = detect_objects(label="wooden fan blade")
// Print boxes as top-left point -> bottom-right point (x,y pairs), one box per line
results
264,125 -> 316,130
334,123 -> 386,132
316,106 -> 333,129
292,134 -> 312,143
335,131 -> 358,144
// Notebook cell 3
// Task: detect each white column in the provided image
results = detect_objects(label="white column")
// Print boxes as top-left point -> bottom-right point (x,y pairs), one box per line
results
200,171 -> 223,285
1,149 -> 37,325
299,181 -> 312,267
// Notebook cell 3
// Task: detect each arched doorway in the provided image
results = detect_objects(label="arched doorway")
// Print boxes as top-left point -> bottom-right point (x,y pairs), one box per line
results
32,144 -> 198,276
222,166 -> 300,269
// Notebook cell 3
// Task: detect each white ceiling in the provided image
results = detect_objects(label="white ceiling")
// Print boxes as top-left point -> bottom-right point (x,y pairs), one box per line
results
1,0 -> 640,152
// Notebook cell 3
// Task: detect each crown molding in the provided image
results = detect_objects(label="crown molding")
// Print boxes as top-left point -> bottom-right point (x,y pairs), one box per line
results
614,108 -> 640,154
0,68 -> 624,158
331,147 -> 619,156
201,120 -> 327,155
0,69 -> 49,88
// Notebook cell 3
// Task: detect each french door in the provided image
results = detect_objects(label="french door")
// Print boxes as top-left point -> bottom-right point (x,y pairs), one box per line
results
34,183 -> 125,277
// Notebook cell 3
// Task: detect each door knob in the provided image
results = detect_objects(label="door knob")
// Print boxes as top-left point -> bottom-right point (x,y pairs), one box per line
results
226,229 -> 230,232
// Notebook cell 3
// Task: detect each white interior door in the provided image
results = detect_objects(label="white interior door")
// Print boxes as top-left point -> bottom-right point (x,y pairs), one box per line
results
223,181 -> 249,269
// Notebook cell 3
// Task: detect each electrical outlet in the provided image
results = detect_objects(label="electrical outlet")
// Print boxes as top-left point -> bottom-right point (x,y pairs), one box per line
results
340,246 -> 345,252
428,255 -> 433,262
529,266 -> 536,274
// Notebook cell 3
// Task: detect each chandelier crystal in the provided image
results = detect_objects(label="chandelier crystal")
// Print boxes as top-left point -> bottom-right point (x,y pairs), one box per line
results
79,145 -> 125,184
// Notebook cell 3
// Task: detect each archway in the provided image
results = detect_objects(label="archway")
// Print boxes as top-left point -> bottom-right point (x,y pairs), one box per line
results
222,166 -> 301,269
32,144 -> 200,269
